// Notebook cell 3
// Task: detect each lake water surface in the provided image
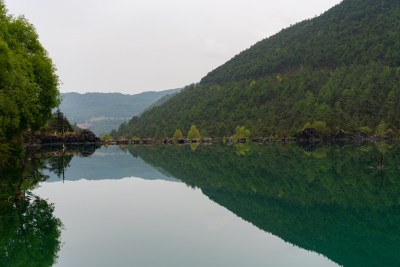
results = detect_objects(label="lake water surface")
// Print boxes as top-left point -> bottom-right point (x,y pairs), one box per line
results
1,143 -> 400,266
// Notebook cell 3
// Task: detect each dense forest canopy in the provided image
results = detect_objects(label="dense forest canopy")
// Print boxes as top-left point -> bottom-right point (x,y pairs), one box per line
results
201,0 -> 400,84
0,0 -> 59,166
112,0 -> 400,139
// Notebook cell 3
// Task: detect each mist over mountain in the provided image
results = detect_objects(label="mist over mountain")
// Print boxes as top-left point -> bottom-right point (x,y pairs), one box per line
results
59,88 -> 180,136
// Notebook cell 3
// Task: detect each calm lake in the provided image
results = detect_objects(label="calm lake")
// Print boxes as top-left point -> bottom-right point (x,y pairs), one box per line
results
1,143 -> 400,266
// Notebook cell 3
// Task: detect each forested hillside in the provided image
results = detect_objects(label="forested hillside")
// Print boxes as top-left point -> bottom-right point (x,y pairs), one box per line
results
112,0 -> 400,139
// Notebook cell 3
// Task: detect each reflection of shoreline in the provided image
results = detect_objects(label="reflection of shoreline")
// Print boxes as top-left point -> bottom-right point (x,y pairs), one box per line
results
0,152 -> 63,266
129,143 -> 400,267
37,143 -> 101,157
41,146 -> 180,183
0,196 -> 63,266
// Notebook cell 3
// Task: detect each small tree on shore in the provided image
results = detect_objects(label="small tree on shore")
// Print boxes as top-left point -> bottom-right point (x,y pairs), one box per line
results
187,125 -> 201,140
303,121 -> 329,133
172,129 -> 183,141
48,109 -> 73,134
102,134 -> 113,141
232,125 -> 251,143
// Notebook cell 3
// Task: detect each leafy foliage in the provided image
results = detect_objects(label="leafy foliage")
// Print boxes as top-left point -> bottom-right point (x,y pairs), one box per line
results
172,129 -> 183,141
102,134 -> 113,141
359,126 -> 372,134
0,1 -> 59,165
187,125 -> 201,140
303,121 -> 329,133
232,126 -> 250,142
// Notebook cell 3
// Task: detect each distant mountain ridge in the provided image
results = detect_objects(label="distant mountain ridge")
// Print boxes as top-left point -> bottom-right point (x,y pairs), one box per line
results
59,88 -> 181,136
111,0 -> 400,139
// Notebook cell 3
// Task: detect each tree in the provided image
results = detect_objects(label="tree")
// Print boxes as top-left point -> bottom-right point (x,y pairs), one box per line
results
0,0 -> 60,165
376,121 -> 387,135
187,125 -> 201,140
303,121 -> 329,133
232,125 -> 251,142
172,129 -> 183,141
46,153 -> 73,180
48,109 -> 73,134
102,134 -> 113,141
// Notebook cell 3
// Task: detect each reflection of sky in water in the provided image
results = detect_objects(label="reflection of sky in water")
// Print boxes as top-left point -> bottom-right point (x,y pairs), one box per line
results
34,178 -> 338,267
44,146 -> 179,183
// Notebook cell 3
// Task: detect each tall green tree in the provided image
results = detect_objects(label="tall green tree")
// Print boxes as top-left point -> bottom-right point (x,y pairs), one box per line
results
48,109 -> 73,134
0,0 -> 59,165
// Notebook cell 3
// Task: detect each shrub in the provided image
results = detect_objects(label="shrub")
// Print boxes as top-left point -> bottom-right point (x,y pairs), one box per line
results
172,129 -> 183,141
187,125 -> 201,140
376,121 -> 387,135
102,134 -> 113,141
303,121 -> 329,133
232,126 -> 251,143
359,126 -> 372,134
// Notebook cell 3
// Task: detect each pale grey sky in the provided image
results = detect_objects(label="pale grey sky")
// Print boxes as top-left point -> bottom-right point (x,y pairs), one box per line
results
5,0 -> 341,94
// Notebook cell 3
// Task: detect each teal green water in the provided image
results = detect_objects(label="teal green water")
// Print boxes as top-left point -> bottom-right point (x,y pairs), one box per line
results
1,143 -> 399,266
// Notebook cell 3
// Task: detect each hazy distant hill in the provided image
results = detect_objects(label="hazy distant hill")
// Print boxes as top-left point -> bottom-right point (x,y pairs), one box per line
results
59,88 -> 180,136
112,0 -> 400,139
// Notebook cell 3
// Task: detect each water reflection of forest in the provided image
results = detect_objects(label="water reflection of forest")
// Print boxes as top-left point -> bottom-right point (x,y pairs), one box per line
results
126,143 -> 400,267
1,143 -> 399,267
0,144 -> 98,266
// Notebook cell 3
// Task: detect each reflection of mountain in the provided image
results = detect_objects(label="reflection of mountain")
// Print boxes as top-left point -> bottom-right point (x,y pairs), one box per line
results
45,146 -> 179,183
128,143 -> 400,267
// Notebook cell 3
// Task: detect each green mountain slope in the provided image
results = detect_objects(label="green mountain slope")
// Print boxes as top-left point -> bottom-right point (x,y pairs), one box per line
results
141,90 -> 180,114
112,0 -> 400,139
59,88 -> 180,136
201,0 -> 400,85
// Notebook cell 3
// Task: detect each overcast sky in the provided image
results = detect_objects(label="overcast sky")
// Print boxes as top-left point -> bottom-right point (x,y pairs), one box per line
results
5,0 -> 341,94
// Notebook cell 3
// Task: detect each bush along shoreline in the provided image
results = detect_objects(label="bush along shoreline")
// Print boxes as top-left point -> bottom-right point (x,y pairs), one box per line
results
26,128 -> 395,147
101,127 -> 395,146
